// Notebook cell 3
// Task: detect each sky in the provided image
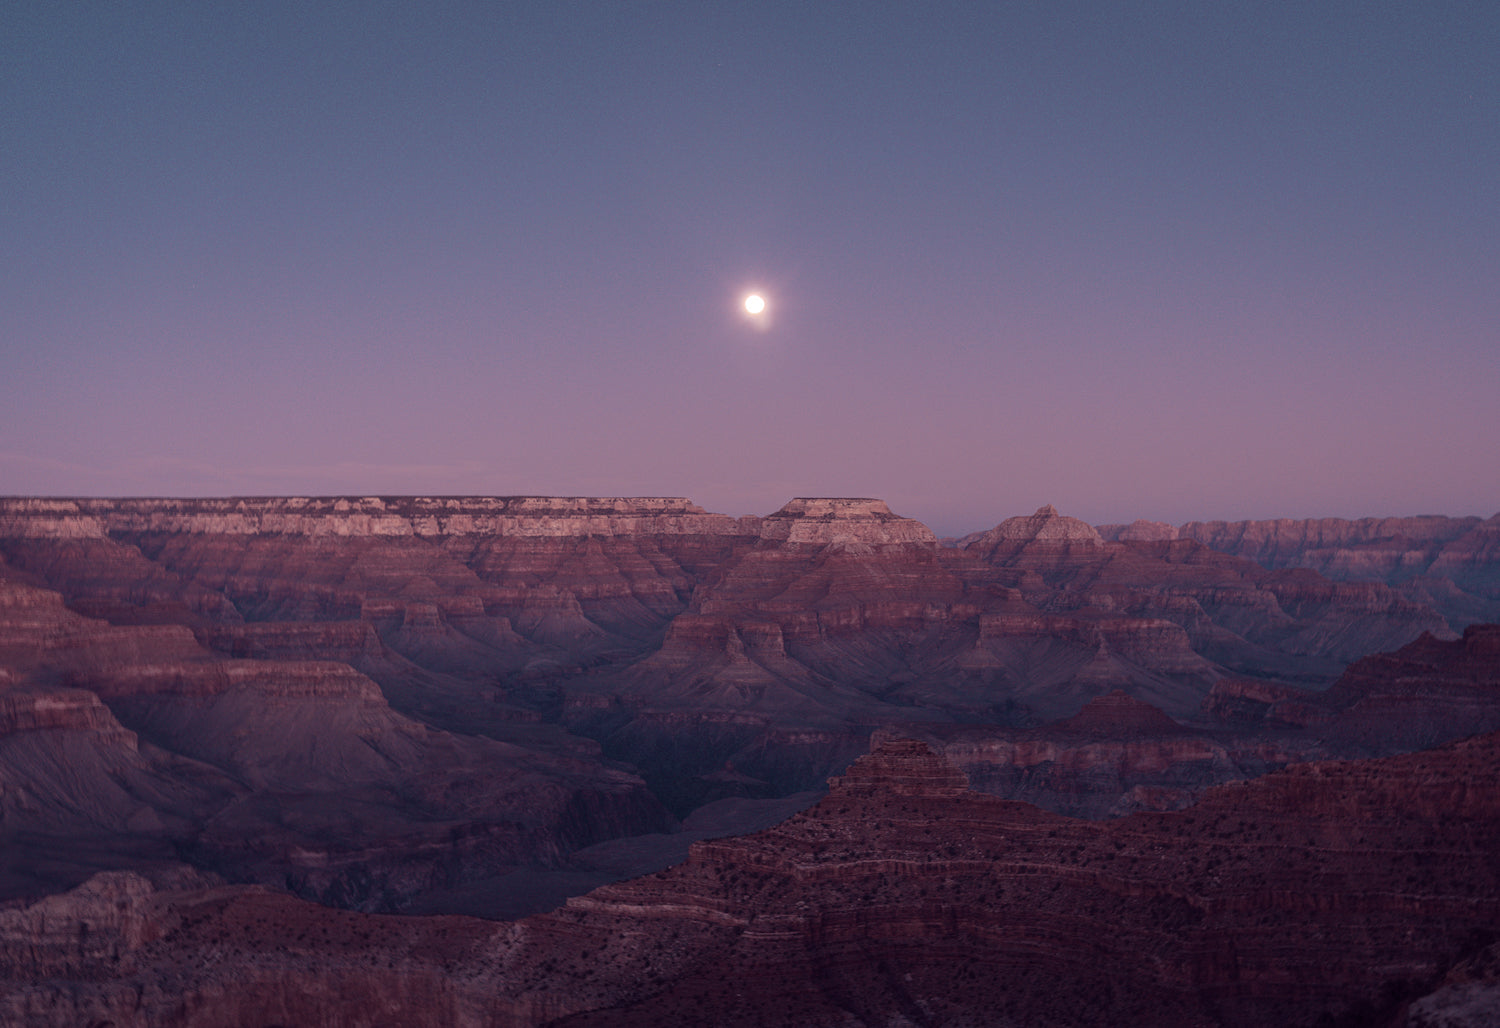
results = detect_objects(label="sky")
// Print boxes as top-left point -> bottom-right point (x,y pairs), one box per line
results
3,1 -> 1497,536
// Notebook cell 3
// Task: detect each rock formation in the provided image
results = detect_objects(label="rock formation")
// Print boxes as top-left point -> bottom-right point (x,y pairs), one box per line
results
1177,513 -> 1500,628
3,734 -> 1499,1026
0,495 -> 1495,924
1207,622 -> 1500,754
0,556 -> 670,910
754,496 -> 937,546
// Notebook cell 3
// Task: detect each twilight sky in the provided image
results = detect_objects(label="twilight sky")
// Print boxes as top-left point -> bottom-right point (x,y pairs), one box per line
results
3,2 -> 1497,536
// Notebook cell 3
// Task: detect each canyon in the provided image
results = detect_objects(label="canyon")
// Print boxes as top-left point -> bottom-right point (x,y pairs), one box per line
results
1,495 -> 1498,1024
1102,513 -> 1500,631
3,731 -> 1499,1026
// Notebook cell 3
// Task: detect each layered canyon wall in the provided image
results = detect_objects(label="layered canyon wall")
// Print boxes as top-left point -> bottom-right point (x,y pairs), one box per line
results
4,733 -> 1499,1026
1098,513 -> 1500,628
2,495 -> 1495,917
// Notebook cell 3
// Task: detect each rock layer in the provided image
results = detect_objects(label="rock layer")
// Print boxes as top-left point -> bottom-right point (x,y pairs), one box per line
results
1,496 -> 1494,919
4,734 -> 1500,1026
1175,513 -> 1500,628
0,561 -> 671,909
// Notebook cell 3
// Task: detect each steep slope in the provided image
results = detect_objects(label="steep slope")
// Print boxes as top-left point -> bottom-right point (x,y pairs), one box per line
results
567,500 -> 962,813
967,506 -> 1450,695
0,561 -> 671,910
1,497 -> 1458,722
0,495 -> 1482,919
1175,514 -> 1500,628
912,690 -> 1324,818
909,618 -> 1500,822
4,735 -> 1499,1026
1207,623 -> 1500,754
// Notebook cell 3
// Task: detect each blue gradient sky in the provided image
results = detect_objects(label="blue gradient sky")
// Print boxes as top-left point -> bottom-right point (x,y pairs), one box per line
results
4,2 -> 1497,535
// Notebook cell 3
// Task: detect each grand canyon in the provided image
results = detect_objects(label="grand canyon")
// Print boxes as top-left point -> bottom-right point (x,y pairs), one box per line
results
2,496 -> 1498,1026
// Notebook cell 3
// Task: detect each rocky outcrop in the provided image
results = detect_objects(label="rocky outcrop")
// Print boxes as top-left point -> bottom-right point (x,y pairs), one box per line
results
1180,515 -> 1483,568
1406,941 -> 1500,1027
0,684 -> 240,849
1178,513 -> 1500,628
1203,677 -> 1332,728
511,733 -> 1500,1026
1,498 -> 1458,718
951,610 -> 1220,719
909,692 -> 1319,818
0,562 -> 672,911
961,503 -> 1105,571
895,615 -> 1500,823
0,870 -> 504,1026
0,570 -> 205,674
1253,623 -> 1500,754
1052,686 -> 1188,735
0,686 -> 126,735
956,512 -> 1450,702
0,495 -> 756,539
826,735 -> 969,797
6,734 -> 1500,1026
755,497 -> 937,546
1101,537 -> 1447,676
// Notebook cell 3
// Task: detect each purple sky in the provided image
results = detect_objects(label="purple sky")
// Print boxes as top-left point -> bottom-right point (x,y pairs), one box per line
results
3,2 -> 1497,536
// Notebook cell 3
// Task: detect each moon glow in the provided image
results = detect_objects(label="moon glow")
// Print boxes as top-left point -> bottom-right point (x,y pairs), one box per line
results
743,294 -> 766,314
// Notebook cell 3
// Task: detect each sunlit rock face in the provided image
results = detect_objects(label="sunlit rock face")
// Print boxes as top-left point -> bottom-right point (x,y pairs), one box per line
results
0,495 -> 755,538
756,497 -> 938,546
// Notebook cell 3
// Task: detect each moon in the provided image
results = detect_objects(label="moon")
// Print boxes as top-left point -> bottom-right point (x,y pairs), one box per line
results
743,293 -> 766,314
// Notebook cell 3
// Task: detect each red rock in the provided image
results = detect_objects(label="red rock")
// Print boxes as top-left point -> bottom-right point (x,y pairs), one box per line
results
6,733 -> 1500,1026
1098,518 -> 1180,542
1180,513 -> 1500,629
0,561 -> 671,910
755,497 -> 937,546
1054,688 -> 1189,736
0,497 -> 1492,924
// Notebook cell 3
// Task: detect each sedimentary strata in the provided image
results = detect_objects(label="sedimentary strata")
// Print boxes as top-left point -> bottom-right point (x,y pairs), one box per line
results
4,736 -> 1499,1026
1,496 -> 1494,919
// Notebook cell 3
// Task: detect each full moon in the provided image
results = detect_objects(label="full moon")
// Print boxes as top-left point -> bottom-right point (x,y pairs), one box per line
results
743,294 -> 766,314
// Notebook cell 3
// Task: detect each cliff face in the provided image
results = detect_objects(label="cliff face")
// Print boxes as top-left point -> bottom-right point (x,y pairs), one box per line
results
900,689 -> 1331,819
0,559 -> 671,910
1206,623 -> 1500,755
1,496 -> 1493,921
1179,513 -> 1500,628
484,733 -> 1500,1027
1178,515 -> 1481,567
0,499 -> 1460,720
962,507 -> 1450,697
4,734 -> 1499,1027
0,495 -> 755,539
755,497 -> 937,546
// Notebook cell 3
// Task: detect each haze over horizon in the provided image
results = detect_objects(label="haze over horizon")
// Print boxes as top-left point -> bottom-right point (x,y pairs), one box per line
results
4,2 -> 1497,537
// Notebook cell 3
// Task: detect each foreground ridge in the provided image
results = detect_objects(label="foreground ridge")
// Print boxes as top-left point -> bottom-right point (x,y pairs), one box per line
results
4,734 -> 1499,1026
